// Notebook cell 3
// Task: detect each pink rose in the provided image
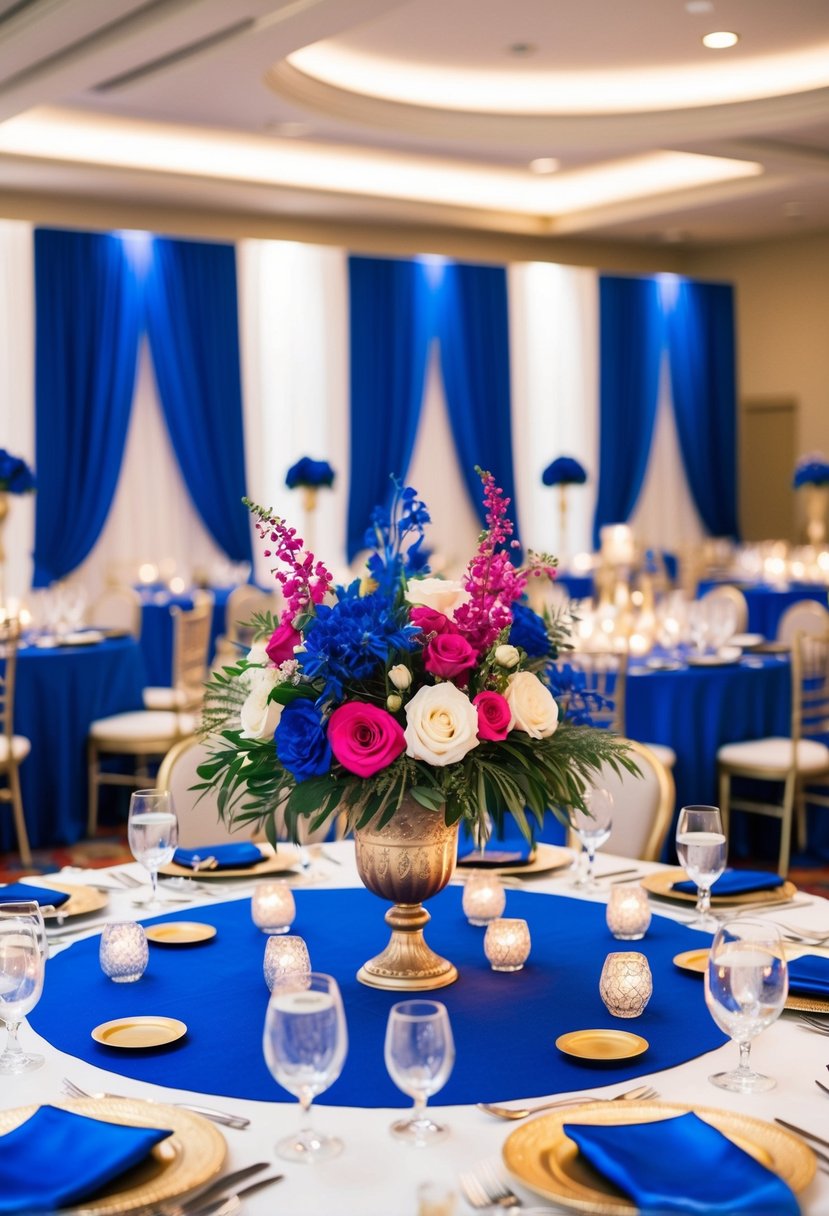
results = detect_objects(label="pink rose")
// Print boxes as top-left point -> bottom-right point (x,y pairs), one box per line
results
266,622 -> 301,666
423,633 -> 477,682
473,691 -> 514,741
410,605 -> 458,636
327,701 -> 406,778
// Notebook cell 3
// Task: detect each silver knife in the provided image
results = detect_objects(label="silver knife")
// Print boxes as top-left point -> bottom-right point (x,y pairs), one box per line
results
774,1116 -> 829,1157
186,1173 -> 285,1216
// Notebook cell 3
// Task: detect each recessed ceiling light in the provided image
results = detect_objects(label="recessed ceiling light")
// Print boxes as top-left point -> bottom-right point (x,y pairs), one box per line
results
529,157 -> 560,174
685,1 -> 714,13
702,30 -> 739,49
508,42 -> 537,56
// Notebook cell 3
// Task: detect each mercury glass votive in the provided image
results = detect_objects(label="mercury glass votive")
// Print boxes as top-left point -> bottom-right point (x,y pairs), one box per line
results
263,935 -> 311,992
462,873 -> 506,926
483,918 -> 531,972
251,881 -> 296,935
606,886 -> 652,941
599,951 -> 653,1018
99,922 -> 148,983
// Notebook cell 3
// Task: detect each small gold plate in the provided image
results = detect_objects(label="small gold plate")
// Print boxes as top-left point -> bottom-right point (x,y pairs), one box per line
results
555,1030 -> 649,1062
145,922 -> 217,946
458,842 -> 572,877
673,947 -> 829,1013
92,1016 -> 187,1050
159,842 -> 302,880
642,868 -> 797,907
15,879 -> 109,921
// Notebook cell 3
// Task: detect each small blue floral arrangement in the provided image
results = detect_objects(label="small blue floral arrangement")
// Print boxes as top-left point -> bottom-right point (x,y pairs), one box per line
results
793,454 -> 829,489
542,456 -> 587,486
0,449 -> 35,494
285,457 -> 335,490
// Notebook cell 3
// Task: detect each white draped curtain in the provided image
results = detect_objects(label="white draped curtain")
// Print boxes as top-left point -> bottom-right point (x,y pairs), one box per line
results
0,221 -> 35,605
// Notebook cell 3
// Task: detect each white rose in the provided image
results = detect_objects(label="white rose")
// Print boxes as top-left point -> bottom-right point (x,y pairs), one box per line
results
504,671 -> 559,739
404,683 -> 480,767
404,577 -> 470,619
240,684 -> 283,740
389,664 -> 412,690
494,643 -> 520,669
245,642 -> 280,692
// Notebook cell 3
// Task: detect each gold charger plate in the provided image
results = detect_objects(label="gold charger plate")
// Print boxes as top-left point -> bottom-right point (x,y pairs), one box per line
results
145,922 -> 217,946
0,1097 -> 225,1215
92,1015 -> 188,1049
503,1100 -> 816,1215
556,1030 -> 648,1063
642,868 -> 797,907
8,878 -> 109,921
673,947 -> 829,1014
457,842 -> 572,877
159,842 -> 302,880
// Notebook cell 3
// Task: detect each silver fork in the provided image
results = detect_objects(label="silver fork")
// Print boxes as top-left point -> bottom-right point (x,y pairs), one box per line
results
61,1077 -> 251,1129
460,1162 -> 522,1210
797,1014 -> 829,1034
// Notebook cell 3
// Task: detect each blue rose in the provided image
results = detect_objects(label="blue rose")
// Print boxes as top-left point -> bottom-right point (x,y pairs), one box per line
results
285,457 -> 335,490
509,603 -> 550,658
274,699 -> 332,782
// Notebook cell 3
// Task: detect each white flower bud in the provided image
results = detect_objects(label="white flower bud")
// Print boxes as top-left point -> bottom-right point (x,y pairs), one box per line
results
386,693 -> 403,712
389,664 -> 412,690
494,644 -> 520,669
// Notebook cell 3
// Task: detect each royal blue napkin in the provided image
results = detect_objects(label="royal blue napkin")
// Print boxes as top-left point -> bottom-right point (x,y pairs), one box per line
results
563,1111 -> 800,1215
0,1104 -> 173,1214
673,869 -> 784,896
457,840 -> 534,868
173,842 -> 263,870
787,954 -> 829,998
0,883 -> 70,909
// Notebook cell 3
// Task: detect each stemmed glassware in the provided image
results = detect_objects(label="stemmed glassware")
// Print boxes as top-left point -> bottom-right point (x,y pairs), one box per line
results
675,804 -> 726,929
570,787 -> 613,888
384,999 -> 455,1146
263,972 -> 348,1163
705,918 -> 788,1093
687,600 -> 710,657
0,907 -> 46,1073
127,789 -> 179,910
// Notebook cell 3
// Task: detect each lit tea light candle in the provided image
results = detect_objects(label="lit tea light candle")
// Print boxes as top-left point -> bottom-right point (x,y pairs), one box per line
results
99,922 -> 148,983
484,918 -> 531,972
606,886 -> 652,941
263,935 -> 311,992
251,881 -> 296,935
462,873 -> 506,926
599,951 -> 653,1018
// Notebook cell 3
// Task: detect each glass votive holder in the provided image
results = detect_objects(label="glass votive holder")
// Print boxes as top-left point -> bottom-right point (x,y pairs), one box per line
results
263,935 -> 311,992
99,922 -> 148,983
462,873 -> 506,926
599,951 -> 653,1018
483,918 -> 531,972
251,881 -> 296,934
606,886 -> 652,940
417,1181 -> 457,1216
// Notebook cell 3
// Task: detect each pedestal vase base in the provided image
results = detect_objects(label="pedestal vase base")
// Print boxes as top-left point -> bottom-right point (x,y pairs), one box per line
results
356,902 -> 458,991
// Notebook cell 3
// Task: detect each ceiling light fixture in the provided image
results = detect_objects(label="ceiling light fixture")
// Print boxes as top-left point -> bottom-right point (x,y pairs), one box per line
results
529,157 -> 559,174
685,1 -> 714,13
702,30 -> 739,49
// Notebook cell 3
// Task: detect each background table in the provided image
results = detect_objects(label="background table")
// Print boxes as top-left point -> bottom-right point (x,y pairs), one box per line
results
698,580 -> 829,639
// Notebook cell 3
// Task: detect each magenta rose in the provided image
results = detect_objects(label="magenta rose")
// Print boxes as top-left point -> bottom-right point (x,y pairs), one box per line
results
410,605 -> 458,636
266,621 -> 301,666
474,691 -> 514,741
423,633 -> 477,682
327,701 -> 406,778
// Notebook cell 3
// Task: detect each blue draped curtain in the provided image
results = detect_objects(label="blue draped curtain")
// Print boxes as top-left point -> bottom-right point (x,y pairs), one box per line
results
593,276 -> 664,548
33,230 -> 142,586
666,279 -> 739,538
347,256 -> 432,561
437,262 -> 519,533
144,237 -> 252,563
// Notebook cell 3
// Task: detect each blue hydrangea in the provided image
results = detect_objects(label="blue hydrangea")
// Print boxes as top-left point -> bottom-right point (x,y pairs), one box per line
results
548,663 -> 613,728
285,457 -> 335,489
0,449 -> 35,494
541,456 -> 587,486
510,603 -> 550,658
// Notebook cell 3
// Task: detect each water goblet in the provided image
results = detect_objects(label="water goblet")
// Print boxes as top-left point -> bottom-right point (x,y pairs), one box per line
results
0,914 -> 45,1074
127,789 -> 178,910
704,918 -> 788,1093
688,599 -> 710,657
570,787 -> 613,888
263,971 -> 348,1163
675,804 -> 726,929
384,999 -> 455,1146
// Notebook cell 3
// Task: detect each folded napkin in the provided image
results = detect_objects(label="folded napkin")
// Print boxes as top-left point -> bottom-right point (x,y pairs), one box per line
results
457,840 -> 534,868
0,883 -> 70,909
0,1104 -> 173,1214
563,1111 -> 800,1215
787,954 -> 829,998
173,842 -> 263,870
673,869 -> 784,896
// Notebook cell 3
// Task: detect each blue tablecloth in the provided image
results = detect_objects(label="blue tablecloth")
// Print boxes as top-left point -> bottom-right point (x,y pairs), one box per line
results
30,888 -> 724,1108
139,588 -> 230,686
698,580 -> 829,639
4,638 -> 146,850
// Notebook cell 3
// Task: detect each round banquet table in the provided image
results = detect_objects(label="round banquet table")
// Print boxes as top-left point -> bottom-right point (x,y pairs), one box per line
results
697,580 -> 829,640
139,587 -> 230,686
8,844 -> 829,1216
3,636 -> 146,851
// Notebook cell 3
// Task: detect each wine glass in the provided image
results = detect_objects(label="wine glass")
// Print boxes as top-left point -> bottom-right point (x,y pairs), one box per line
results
675,805 -> 726,929
263,972 -> 348,1163
0,913 -> 45,1073
687,600 -> 710,657
570,787 -> 613,888
384,999 -> 455,1146
127,789 -> 178,910
705,918 -> 788,1093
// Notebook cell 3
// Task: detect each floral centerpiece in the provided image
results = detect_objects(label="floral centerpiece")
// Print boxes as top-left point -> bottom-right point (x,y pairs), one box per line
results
0,449 -> 35,601
793,453 -> 829,546
199,470 -> 632,988
542,455 -> 587,565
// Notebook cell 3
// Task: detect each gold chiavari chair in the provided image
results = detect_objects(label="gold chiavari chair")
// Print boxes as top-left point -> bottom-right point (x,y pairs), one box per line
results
0,619 -> 32,865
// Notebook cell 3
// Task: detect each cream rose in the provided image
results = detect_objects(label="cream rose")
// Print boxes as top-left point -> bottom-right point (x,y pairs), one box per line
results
388,664 -> 412,690
404,577 -> 470,619
494,643 -> 520,669
404,682 -> 480,767
240,683 -> 283,740
245,642 -> 280,692
504,671 -> 559,739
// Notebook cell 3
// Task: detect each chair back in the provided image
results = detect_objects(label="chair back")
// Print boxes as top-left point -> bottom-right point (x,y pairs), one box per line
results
777,599 -> 829,645
554,648 -> 628,734
170,600 -> 213,711
0,619 -> 21,750
157,735 -> 262,847
589,739 -> 675,862
700,583 -> 748,634
225,584 -> 281,647
791,629 -> 829,745
88,586 -> 142,639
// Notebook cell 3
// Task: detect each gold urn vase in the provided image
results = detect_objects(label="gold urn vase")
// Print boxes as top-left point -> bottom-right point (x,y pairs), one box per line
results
353,795 -> 459,991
